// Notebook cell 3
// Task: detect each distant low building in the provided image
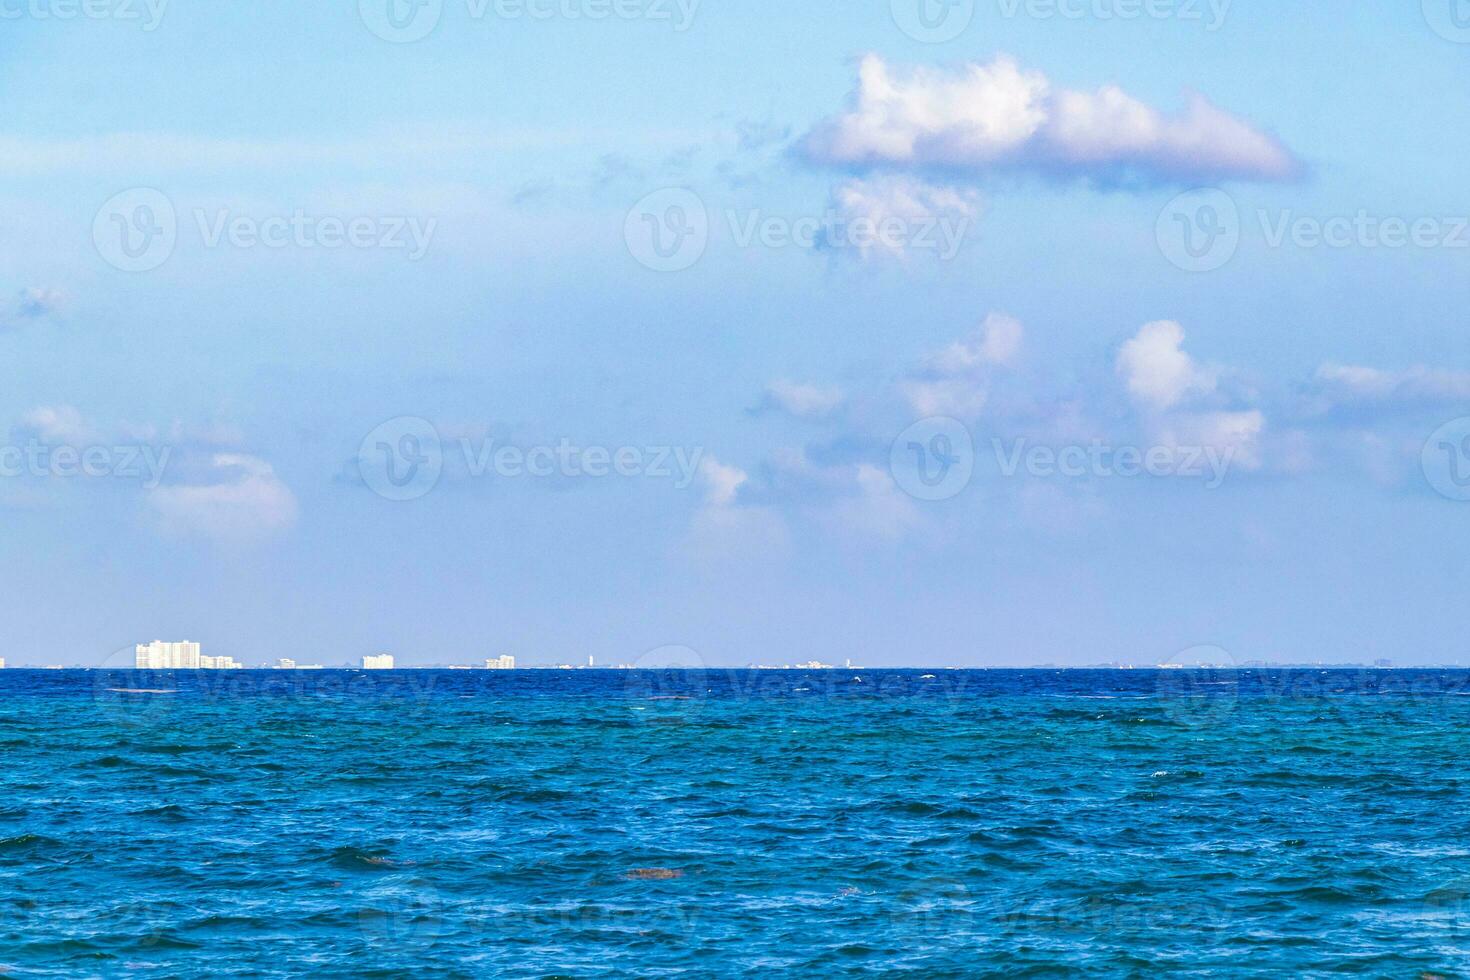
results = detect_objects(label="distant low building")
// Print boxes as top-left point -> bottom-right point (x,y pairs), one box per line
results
199,655 -> 243,670
0,658 -> 6,669
362,654 -> 395,670
485,655 -> 516,670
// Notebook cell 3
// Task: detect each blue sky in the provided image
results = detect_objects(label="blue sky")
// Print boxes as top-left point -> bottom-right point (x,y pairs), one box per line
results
2,1 -> 1469,666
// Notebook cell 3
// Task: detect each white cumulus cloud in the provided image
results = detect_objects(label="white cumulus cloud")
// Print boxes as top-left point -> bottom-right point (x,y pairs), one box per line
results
1116,320 -> 1216,411
802,55 -> 1297,185
903,312 -> 1024,418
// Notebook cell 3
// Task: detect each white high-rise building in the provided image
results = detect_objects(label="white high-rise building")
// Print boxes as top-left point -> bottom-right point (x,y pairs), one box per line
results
135,640 -> 201,669
485,655 -> 516,670
362,654 -> 395,670
0,658 -> 6,669
135,641 -> 242,669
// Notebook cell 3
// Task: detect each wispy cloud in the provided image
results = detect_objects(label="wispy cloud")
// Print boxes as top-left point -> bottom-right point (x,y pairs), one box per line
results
1311,363 -> 1470,408
753,380 -> 846,420
1,288 -> 63,331
902,312 -> 1023,418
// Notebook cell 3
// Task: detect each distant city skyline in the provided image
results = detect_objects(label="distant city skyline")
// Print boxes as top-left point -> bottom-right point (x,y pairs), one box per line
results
0,644 -> 1422,672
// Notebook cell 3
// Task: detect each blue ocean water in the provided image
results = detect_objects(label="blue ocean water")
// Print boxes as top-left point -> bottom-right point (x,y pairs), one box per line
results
3,667 -> 1470,977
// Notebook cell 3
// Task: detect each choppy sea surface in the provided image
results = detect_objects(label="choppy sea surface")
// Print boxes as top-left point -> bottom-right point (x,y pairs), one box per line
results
4,668 -> 1470,977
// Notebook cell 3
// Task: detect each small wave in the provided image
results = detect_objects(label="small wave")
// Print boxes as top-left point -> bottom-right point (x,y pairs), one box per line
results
329,846 -> 414,871
0,833 -> 60,852
625,868 -> 684,880
131,804 -> 190,822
